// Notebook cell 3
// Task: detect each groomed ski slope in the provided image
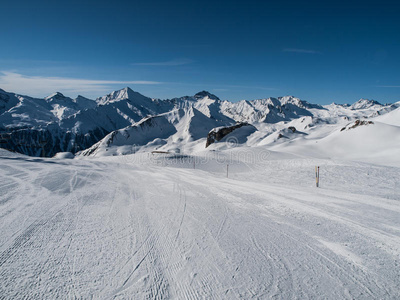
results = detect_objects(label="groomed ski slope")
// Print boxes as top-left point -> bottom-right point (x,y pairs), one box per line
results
0,149 -> 399,299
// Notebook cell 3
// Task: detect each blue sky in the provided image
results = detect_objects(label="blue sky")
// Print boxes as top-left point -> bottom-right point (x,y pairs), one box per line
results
1,0 -> 399,104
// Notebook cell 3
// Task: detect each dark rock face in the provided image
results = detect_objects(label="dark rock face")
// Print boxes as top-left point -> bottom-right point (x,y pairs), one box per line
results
206,123 -> 250,147
288,126 -> 296,133
0,127 -> 109,157
194,91 -> 220,101
277,133 -> 286,139
341,120 -> 374,131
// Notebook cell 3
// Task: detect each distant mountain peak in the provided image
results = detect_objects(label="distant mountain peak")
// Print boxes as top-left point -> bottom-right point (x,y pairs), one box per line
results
121,86 -> 134,94
351,98 -> 382,110
116,87 -> 135,99
194,91 -> 220,101
97,87 -> 139,104
96,87 -> 149,105
45,92 -> 66,100
279,95 -> 298,103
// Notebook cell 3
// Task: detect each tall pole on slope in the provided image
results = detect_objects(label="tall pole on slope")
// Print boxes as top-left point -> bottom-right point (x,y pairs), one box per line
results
318,166 -> 320,188
315,166 -> 318,187
39,139 -> 47,158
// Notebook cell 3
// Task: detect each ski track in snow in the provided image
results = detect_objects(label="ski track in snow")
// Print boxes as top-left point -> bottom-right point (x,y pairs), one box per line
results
0,153 -> 399,299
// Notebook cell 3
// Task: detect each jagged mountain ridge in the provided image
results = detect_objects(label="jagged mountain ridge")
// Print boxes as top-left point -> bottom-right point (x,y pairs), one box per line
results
0,87 -> 398,157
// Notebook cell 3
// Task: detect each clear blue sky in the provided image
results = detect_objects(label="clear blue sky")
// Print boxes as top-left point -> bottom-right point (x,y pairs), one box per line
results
1,0 -> 399,104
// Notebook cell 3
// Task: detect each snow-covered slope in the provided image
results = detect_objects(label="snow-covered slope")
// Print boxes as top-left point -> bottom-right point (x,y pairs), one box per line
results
1,146 -> 399,298
82,113 -> 179,156
264,117 -> 400,167
373,104 -> 400,126
81,106 -> 236,157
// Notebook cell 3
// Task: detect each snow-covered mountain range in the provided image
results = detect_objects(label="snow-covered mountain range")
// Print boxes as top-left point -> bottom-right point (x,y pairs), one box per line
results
1,87 -> 399,160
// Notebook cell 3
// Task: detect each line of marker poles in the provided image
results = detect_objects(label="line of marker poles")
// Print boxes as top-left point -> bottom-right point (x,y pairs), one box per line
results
315,166 -> 320,187
161,155 -> 319,184
166,155 -> 319,184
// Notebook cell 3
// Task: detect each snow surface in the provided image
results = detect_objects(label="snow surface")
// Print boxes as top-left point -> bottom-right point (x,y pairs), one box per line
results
0,146 -> 399,299
374,106 -> 400,126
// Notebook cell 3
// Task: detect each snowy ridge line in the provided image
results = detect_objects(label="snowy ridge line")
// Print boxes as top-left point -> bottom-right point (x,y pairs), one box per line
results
1,86 -> 399,158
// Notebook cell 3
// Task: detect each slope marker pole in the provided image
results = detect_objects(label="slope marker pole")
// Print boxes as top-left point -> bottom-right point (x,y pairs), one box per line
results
315,166 -> 320,187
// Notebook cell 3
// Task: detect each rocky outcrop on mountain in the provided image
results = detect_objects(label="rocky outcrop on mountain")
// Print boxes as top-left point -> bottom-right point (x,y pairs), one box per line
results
206,123 -> 254,147
276,126 -> 306,140
341,120 -> 374,131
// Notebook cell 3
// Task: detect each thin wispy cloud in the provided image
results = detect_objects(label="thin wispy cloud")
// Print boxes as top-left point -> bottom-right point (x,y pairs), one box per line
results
222,84 -> 276,91
375,85 -> 400,88
283,48 -> 321,54
176,44 -> 212,48
173,82 -> 276,91
0,71 -> 162,98
0,58 -> 70,65
132,58 -> 194,66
